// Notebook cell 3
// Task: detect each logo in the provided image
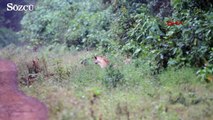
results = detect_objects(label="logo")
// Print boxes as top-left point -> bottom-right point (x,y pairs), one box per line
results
7,3 -> 34,11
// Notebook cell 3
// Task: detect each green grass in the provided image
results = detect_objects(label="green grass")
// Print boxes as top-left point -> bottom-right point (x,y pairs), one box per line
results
158,67 -> 199,86
1,45 -> 213,120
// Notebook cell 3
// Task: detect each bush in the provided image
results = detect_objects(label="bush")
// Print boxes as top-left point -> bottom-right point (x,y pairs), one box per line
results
106,1 -> 213,74
21,0 -> 113,49
0,28 -> 18,48
104,65 -> 124,88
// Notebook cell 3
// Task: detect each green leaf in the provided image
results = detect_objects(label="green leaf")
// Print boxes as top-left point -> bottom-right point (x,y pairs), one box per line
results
195,28 -> 204,34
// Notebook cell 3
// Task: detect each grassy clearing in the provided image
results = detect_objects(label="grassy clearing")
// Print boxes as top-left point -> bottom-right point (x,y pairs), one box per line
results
1,45 -> 213,120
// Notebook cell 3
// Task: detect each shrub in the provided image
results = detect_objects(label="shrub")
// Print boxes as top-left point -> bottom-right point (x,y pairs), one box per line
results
0,28 -> 18,48
103,65 -> 124,88
106,1 -> 213,74
20,0 -> 113,49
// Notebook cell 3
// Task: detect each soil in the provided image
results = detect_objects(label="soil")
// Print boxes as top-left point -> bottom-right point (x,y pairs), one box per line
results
0,59 -> 48,120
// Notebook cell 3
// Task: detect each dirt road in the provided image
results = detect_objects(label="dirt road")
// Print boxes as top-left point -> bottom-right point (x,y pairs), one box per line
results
0,59 -> 48,120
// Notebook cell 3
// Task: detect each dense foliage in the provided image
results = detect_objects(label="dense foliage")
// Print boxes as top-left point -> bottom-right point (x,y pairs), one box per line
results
0,28 -> 18,48
115,0 -> 213,73
0,1 -> 212,119
21,0 -> 112,49
20,0 -> 213,80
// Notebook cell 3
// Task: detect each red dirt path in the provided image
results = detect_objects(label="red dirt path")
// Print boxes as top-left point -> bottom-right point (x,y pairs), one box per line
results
0,59 -> 48,120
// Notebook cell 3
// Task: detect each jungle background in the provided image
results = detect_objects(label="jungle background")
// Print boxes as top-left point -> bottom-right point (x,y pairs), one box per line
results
0,0 -> 213,120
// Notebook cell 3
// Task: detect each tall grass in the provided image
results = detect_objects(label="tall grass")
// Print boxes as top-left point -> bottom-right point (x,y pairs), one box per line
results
1,44 -> 213,120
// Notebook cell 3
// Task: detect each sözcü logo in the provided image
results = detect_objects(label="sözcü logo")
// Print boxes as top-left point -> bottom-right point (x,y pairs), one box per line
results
7,3 -> 34,11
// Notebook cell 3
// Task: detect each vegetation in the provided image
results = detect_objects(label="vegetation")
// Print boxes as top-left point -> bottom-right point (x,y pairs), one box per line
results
0,28 -> 18,48
1,45 -> 213,120
20,0 -> 213,76
0,0 -> 213,119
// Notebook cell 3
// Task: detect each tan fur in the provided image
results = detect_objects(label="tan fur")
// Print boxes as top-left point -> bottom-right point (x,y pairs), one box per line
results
94,56 -> 110,68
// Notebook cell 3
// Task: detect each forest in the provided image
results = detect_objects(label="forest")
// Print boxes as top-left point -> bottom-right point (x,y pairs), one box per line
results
0,0 -> 213,120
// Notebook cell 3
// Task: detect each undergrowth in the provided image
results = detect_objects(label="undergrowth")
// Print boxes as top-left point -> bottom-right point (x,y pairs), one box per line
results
0,45 -> 213,120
